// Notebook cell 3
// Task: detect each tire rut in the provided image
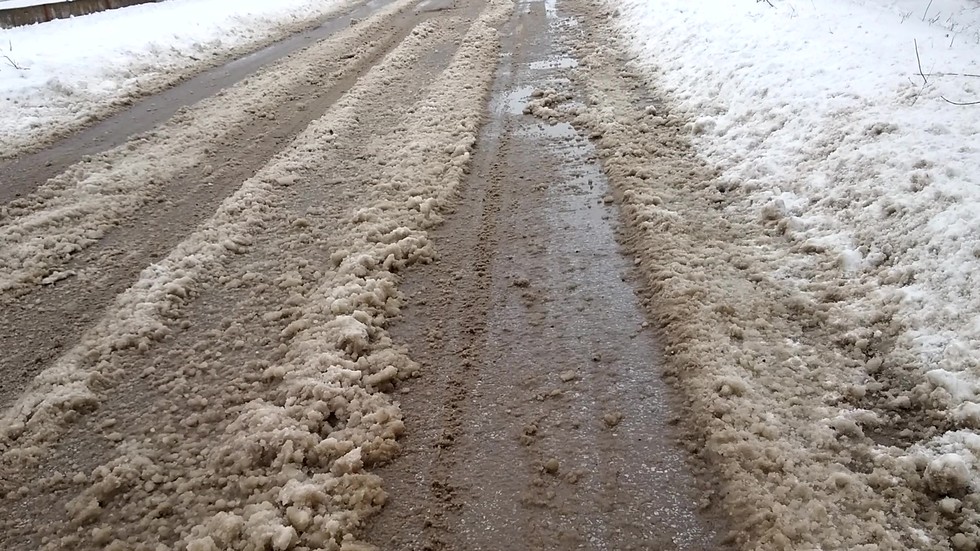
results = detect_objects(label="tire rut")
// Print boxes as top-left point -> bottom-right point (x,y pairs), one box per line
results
0,0 -> 495,547
0,0 -> 398,176
365,0 -> 728,549
0,0 -> 439,411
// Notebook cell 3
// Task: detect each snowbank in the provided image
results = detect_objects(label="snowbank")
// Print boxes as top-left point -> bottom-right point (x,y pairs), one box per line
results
561,0 -> 980,547
609,0 -> 980,383
0,0 -> 352,156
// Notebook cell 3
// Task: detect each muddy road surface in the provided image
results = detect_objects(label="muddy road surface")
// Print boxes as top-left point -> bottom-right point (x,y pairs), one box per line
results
0,0 -> 729,549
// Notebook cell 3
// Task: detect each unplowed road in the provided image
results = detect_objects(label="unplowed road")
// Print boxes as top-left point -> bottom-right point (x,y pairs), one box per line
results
0,0 -> 729,549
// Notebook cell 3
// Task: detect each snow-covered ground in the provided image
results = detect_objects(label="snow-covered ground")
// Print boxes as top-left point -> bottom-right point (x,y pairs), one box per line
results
602,0 -> 980,547
0,0 -> 352,156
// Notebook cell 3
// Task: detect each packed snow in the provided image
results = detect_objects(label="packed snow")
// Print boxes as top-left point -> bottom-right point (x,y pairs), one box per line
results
576,0 -> 980,547
0,0 -> 514,547
0,0 -> 353,156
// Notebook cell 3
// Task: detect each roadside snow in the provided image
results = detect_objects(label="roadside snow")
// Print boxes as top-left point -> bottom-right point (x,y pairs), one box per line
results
597,0 -> 980,547
610,0 -> 980,373
0,0 -> 352,156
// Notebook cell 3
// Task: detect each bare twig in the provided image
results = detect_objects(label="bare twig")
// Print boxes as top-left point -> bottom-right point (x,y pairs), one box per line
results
2,55 -> 24,70
941,96 -> 980,106
908,40 -> 933,106
914,40 -> 928,85
915,71 -> 980,78
922,0 -> 934,21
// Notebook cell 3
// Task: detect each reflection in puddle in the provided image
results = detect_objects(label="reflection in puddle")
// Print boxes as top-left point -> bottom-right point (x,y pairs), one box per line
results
519,121 -> 576,140
544,0 -> 556,19
497,85 -> 536,115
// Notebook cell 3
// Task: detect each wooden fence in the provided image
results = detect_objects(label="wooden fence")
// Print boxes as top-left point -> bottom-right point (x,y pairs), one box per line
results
0,0 -> 161,28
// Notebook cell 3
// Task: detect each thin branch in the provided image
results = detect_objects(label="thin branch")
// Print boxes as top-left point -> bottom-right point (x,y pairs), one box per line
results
2,55 -> 24,70
914,40 -> 928,85
922,0 -> 934,21
941,96 -> 980,106
915,71 -> 980,78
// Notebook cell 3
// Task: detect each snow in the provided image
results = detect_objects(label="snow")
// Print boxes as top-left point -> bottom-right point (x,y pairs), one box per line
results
609,0 -> 980,372
0,0 -> 352,155
600,0 -> 980,546
0,0 -> 514,545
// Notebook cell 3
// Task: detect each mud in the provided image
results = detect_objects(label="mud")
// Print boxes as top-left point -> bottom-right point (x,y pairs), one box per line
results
0,0 -> 424,410
0,0 -> 732,548
548,0 -> 979,548
363,0 -> 728,549
0,0 -> 398,174
0,0 -> 507,548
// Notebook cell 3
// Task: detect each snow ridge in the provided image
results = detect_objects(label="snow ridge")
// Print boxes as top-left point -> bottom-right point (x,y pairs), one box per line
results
0,0 -> 513,547
0,0 -> 354,156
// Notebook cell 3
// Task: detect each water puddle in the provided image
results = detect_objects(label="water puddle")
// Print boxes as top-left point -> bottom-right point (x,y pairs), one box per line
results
496,84 -> 536,115
447,0 -> 727,546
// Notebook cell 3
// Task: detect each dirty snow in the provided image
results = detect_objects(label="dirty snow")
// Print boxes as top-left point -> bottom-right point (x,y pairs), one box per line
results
0,0 -> 352,156
542,0 -> 980,547
609,0 -> 980,406
0,0 -> 512,547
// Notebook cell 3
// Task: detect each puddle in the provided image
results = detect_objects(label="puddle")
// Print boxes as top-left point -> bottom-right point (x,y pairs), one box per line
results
442,0 -> 728,547
527,111 -> 718,551
496,84 -> 536,115
415,0 -> 455,13
544,0 -> 556,19
519,120 -> 577,140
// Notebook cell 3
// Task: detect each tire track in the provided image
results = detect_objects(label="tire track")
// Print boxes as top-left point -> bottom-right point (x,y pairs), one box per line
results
0,0 -> 395,170
0,0 -> 510,548
364,0 -> 727,549
0,0 -> 432,411
559,0 -> 924,547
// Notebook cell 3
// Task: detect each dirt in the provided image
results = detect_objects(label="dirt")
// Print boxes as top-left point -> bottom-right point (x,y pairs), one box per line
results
363,1 -> 728,549
0,0 -> 731,549
548,1 -> 980,549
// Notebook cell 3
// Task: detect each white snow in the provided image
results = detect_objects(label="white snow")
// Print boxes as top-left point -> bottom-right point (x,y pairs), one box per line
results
610,0 -> 980,489
0,0 -> 351,155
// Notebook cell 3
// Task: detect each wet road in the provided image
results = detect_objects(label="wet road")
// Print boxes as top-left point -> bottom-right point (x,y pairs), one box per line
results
0,0 -> 728,548
364,0 -> 727,549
